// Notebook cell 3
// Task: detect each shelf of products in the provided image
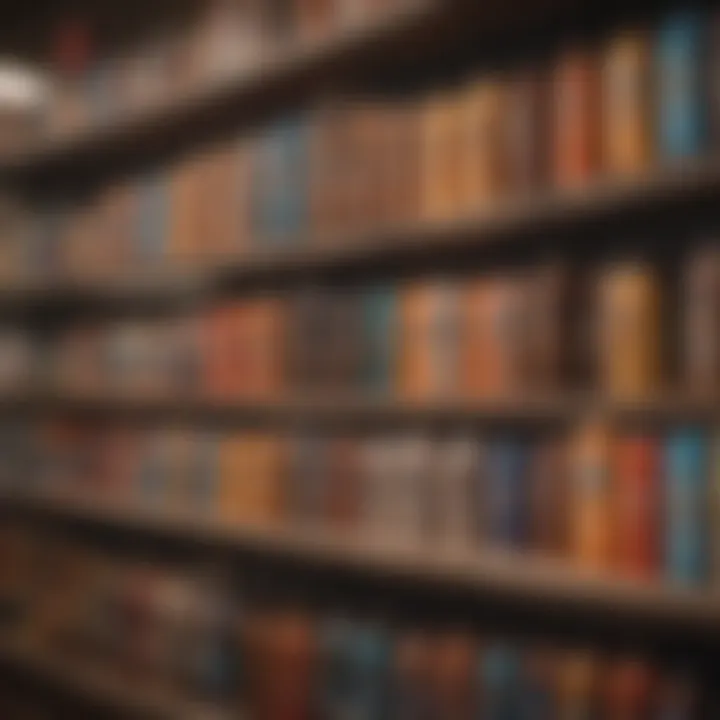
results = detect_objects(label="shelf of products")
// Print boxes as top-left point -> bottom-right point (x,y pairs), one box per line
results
2,0 -> 720,714
2,390 -> 720,426
0,523 -> 708,717
0,0 -> 461,186
4,492 -> 720,643
0,407 -> 719,631
0,158 -> 719,312
2,3 -> 720,309
0,635 -> 231,720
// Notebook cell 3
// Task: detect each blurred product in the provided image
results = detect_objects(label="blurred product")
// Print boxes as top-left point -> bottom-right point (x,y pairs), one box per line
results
552,47 -> 600,189
612,435 -> 660,579
664,431 -> 709,587
463,78 -> 509,210
505,69 -> 547,193
603,657 -> 654,719
556,653 -> 600,720
526,262 -> 576,390
390,632 -> 434,718
478,644 -> 521,719
361,284 -> 397,395
655,668 -> 700,718
134,172 -> 170,266
656,11 -> 707,160
323,435 -> 362,529
428,633 -> 476,719
321,619 -> 390,720
682,245 -> 720,392
429,437 -> 479,546
398,280 -> 460,400
596,262 -> 661,398
254,118 -> 309,246
483,438 -> 530,550
519,648 -> 558,719
246,610 -> 316,720
462,274 -> 530,398
571,422 -> 611,571
602,30 -> 653,175
528,437 -> 569,556
422,92 -> 465,220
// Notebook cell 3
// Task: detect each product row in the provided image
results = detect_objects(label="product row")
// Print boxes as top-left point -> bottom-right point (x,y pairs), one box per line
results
0,254 -> 717,399
0,0 -> 407,155
3,7 -> 720,280
1,421 -> 717,588
0,531 -> 704,718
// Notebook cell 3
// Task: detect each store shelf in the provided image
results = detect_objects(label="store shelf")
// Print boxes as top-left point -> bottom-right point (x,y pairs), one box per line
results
1,158 -> 720,316
4,492 -> 720,644
0,634 -> 231,720
2,0 -> 597,189
0,1 -> 424,185
206,158 -> 720,282
2,390 -> 718,427
4,0 -> 557,190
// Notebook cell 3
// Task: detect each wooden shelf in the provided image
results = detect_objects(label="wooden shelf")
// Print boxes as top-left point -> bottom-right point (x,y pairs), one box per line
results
1,158 -> 719,317
3,390 -> 719,427
0,634 -> 231,720
1,0 -> 594,189
0,1 -> 432,186
6,0 -> 570,191
4,492 -> 720,644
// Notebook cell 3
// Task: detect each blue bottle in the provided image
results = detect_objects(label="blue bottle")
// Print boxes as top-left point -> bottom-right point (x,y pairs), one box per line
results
665,432 -> 709,586
657,11 -> 707,159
